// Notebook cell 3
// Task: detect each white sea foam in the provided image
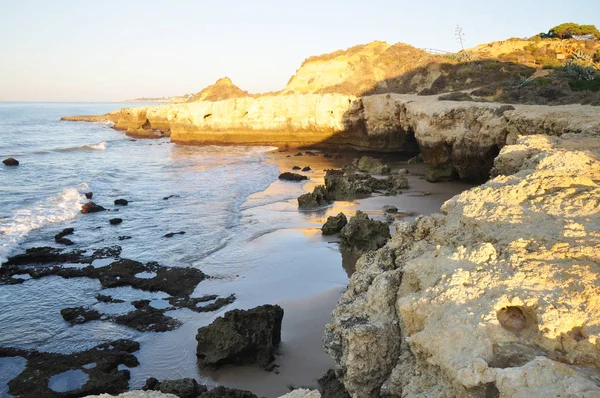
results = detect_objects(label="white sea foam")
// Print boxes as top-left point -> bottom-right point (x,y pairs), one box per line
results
0,184 -> 88,263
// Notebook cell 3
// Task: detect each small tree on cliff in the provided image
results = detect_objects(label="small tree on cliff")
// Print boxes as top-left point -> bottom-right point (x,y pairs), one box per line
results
547,23 -> 600,39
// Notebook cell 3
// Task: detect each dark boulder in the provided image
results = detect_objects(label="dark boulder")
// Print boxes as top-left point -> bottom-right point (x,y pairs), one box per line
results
114,199 -> 128,206
55,237 -> 74,246
81,202 -> 106,214
318,369 -> 351,398
292,166 -> 301,170
96,294 -> 124,303
109,218 -> 123,225
84,192 -> 93,199
118,236 -> 132,241
298,185 -> 332,208
196,304 -> 284,369
340,211 -> 391,252
302,166 -> 311,172
324,169 -> 372,200
279,172 -> 308,181
164,231 -> 186,238
321,213 -> 348,235
294,152 -> 303,157
383,205 -> 398,213
3,158 -> 19,166
60,307 -> 102,324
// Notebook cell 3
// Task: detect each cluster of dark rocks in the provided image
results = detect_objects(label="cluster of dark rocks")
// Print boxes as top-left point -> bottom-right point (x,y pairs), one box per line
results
298,167 -> 409,209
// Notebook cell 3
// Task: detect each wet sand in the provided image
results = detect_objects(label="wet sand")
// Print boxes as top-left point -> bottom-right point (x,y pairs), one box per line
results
176,150 -> 473,397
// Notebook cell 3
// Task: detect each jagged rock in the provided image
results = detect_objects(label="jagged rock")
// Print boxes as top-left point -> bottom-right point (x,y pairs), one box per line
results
118,236 -> 132,241
279,172 -> 308,181
3,157 -> 19,166
383,205 -> 398,213
164,231 -> 185,238
357,156 -> 390,175
317,370 -> 350,398
321,213 -> 348,235
298,186 -> 332,208
114,199 -> 128,206
302,166 -> 312,171
324,170 -> 372,199
196,304 -> 284,369
85,192 -> 94,199
61,307 -> 102,324
365,173 -> 409,193
148,378 -> 206,398
292,166 -> 301,170
325,134 -> 600,397
82,202 -> 106,214
110,218 -> 123,225
339,211 -> 390,252
96,294 -> 124,303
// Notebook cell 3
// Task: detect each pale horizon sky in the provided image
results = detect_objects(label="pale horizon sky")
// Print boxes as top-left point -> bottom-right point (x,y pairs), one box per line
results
1,0 -> 599,102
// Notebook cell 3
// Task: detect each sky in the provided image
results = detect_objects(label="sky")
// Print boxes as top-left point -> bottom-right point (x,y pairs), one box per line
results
0,0 -> 599,102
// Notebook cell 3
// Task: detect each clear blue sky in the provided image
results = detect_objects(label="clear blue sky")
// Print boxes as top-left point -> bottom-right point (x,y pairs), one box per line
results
1,0 -> 598,101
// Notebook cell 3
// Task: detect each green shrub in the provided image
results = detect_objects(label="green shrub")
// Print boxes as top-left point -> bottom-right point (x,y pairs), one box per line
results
561,61 -> 596,80
548,23 -> 600,39
542,59 -> 563,69
569,79 -> 600,91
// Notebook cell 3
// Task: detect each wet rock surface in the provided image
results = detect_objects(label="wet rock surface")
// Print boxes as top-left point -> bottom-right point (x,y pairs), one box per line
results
84,192 -> 94,199
54,228 -> 75,246
110,218 -> 123,225
317,369 -> 350,398
114,199 -> 129,206
321,213 -> 347,235
279,172 -> 308,181
81,202 -> 106,214
0,340 -> 140,398
143,377 -> 207,398
200,386 -> 258,398
196,304 -> 284,369
297,186 -> 332,209
339,211 -> 390,252
163,231 -> 185,238
356,156 -> 390,175
1,246 -> 236,333
3,157 -> 19,166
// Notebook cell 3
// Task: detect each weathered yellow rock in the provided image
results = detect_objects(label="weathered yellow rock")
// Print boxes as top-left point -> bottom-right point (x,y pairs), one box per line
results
325,133 -> 600,397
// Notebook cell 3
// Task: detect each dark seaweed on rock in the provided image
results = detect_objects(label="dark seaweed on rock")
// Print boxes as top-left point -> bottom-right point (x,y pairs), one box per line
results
0,340 -> 139,398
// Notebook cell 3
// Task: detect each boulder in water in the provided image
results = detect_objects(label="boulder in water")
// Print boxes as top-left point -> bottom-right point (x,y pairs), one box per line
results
142,377 -> 207,398
292,165 -> 301,170
110,218 -> 123,225
321,213 -> 348,235
298,185 -> 332,208
2,157 -> 19,166
340,211 -> 391,252
196,304 -> 284,369
84,192 -> 93,199
302,166 -> 312,172
279,172 -> 308,181
114,199 -> 128,206
81,202 -> 106,214
383,205 -> 398,213
60,307 -> 102,324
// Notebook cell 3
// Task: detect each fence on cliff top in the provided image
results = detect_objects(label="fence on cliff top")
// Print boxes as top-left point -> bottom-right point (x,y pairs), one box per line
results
420,48 -> 452,55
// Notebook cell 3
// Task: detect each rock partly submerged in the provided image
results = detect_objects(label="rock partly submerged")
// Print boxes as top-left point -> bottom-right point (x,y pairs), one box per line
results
324,133 -> 600,397
196,304 -> 284,369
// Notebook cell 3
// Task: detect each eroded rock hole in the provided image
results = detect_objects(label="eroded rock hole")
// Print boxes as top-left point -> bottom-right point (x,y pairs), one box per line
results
497,306 -> 535,332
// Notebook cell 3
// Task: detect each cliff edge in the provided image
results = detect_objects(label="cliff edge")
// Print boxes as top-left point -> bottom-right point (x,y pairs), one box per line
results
324,132 -> 600,397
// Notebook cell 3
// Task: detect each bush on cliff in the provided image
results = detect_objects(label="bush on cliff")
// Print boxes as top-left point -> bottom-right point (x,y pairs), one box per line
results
547,23 -> 600,39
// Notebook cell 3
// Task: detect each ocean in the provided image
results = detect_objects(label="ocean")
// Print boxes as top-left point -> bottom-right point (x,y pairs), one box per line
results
0,102 -> 469,397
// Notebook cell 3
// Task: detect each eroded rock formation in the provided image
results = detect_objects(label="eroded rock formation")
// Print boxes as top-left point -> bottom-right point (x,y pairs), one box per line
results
324,134 -> 600,397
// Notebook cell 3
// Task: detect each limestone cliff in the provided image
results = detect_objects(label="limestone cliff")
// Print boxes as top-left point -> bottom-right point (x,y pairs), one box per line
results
324,133 -> 600,397
95,94 -> 600,182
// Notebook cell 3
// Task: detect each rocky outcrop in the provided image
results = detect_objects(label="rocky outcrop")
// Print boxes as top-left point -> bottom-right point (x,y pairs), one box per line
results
196,304 -> 284,369
339,211 -> 391,253
279,172 -> 309,181
324,134 -> 600,397
81,202 -> 106,214
356,156 -> 390,175
321,213 -> 348,235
